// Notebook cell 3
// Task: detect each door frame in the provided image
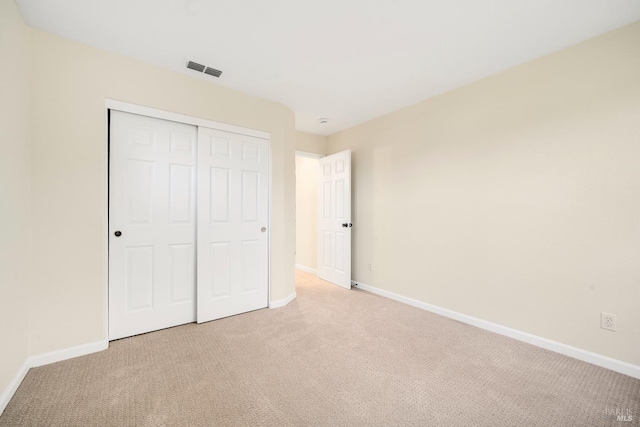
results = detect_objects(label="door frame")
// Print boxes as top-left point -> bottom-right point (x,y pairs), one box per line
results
295,150 -> 324,159
104,99 -> 272,341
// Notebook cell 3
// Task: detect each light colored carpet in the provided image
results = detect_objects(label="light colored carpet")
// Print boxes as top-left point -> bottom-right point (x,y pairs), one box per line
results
1,270 -> 638,426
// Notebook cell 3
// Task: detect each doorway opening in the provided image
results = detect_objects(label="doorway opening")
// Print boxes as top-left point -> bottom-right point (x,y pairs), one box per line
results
295,149 -> 352,290
294,152 -> 322,276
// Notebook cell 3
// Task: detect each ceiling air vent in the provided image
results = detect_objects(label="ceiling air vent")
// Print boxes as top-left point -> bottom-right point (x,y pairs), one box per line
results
186,60 -> 222,78
186,61 -> 206,72
204,67 -> 222,78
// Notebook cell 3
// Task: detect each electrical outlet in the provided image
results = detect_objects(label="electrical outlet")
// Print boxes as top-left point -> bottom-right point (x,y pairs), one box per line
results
601,312 -> 616,331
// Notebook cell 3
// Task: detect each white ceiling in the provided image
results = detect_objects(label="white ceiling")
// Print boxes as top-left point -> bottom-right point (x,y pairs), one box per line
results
15,1 -> 640,135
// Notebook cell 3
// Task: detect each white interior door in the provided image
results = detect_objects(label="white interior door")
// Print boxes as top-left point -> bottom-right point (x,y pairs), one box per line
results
109,111 -> 197,340
197,127 -> 269,322
318,150 -> 352,289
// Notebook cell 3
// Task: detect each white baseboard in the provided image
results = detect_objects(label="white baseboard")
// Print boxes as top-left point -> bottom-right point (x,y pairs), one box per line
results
295,264 -> 318,275
0,340 -> 108,416
29,340 -> 108,368
0,360 -> 30,416
270,291 -> 297,309
352,280 -> 640,380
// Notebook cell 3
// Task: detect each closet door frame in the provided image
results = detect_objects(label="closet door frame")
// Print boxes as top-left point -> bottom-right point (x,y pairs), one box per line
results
104,99 -> 272,340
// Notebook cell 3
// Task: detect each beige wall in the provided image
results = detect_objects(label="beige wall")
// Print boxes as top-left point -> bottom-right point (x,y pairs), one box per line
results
295,131 -> 326,155
295,156 -> 319,270
27,29 -> 296,355
0,0 -> 31,398
327,22 -> 640,365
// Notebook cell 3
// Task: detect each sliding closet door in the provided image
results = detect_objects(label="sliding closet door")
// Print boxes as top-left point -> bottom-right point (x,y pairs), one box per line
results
109,111 -> 197,340
197,127 -> 269,322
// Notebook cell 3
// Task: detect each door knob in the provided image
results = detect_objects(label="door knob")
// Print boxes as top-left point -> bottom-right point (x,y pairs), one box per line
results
114,231 -> 122,237
342,223 -> 348,227
261,227 -> 267,233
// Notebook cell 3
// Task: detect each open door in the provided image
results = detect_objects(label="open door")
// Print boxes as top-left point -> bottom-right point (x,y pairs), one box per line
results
317,150 -> 352,289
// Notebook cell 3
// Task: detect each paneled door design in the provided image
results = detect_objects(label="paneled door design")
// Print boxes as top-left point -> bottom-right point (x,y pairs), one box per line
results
197,127 -> 269,322
318,150 -> 352,289
109,111 -> 197,340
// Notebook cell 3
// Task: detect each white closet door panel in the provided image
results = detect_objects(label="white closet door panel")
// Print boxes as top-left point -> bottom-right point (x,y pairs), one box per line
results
109,111 -> 196,340
197,127 -> 269,323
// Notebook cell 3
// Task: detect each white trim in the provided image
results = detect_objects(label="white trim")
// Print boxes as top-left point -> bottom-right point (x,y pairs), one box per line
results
0,340 -> 108,415
267,127 -> 273,310
269,292 -> 297,309
29,340 -> 108,368
295,264 -> 318,275
0,360 -> 30,416
105,99 -> 270,140
104,106 -> 110,342
352,280 -> 640,379
295,150 -> 324,159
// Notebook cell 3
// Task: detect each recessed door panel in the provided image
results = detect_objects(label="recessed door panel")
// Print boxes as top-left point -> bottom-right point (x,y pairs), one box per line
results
126,246 -> 154,311
211,136 -> 230,158
169,243 -> 193,303
169,164 -> 193,224
242,141 -> 260,162
210,168 -> 230,223
323,231 -> 332,268
336,179 -> 345,219
210,242 -> 231,298
127,125 -> 154,148
335,233 -> 345,272
242,171 -> 259,222
170,131 -> 194,154
241,240 -> 260,292
127,160 -> 154,225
